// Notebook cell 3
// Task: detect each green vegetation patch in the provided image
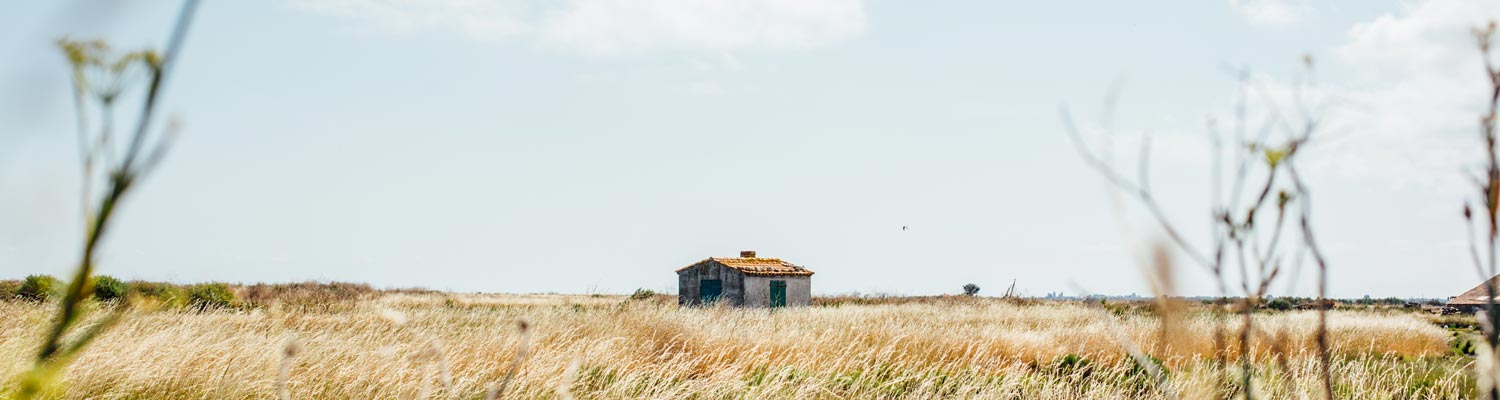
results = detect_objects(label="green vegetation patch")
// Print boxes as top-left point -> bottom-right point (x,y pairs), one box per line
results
92,275 -> 128,302
187,283 -> 236,310
18,275 -> 63,301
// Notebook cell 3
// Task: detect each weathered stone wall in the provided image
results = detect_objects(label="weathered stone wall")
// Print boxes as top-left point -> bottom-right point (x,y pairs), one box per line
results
741,275 -> 811,307
676,260 -> 746,306
677,269 -> 694,306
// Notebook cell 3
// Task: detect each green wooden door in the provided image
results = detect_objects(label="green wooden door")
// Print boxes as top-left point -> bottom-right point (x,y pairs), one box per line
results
700,279 -> 722,304
769,280 -> 786,308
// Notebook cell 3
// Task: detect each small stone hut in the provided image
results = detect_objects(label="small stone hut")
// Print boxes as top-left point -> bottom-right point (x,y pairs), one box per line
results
1449,275 -> 1500,313
676,251 -> 813,307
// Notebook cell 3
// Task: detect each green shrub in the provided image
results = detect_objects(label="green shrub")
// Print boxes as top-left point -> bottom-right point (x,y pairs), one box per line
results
187,283 -> 236,309
18,275 -> 62,301
1267,298 -> 1293,311
962,283 -> 980,296
132,281 -> 188,308
93,275 -> 128,301
630,288 -> 657,301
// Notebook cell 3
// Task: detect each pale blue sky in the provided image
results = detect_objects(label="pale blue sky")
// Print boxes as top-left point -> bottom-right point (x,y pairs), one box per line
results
1,0 -> 1494,298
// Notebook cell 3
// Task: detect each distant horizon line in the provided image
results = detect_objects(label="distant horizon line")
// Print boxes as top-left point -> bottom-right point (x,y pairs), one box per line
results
0,275 -> 1460,300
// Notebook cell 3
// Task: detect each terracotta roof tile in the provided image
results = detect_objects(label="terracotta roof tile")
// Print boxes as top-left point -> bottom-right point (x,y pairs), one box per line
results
675,256 -> 815,276
1450,275 -> 1500,305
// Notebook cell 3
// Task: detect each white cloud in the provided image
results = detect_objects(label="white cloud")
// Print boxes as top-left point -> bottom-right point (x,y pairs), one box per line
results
1337,0 -> 1496,80
1074,0 -> 1500,206
289,0 -> 867,56
1228,0 -> 1315,27
1299,0 -> 1500,195
1172,1 -> 1500,200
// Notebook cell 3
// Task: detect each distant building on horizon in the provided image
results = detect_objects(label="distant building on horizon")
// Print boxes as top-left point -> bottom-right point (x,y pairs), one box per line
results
676,250 -> 813,307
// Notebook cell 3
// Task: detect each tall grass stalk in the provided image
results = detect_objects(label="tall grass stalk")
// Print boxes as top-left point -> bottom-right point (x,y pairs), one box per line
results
487,319 -> 534,400
1062,57 -> 1334,399
18,1 -> 200,397
1465,20 -> 1500,400
0,294 -> 1460,398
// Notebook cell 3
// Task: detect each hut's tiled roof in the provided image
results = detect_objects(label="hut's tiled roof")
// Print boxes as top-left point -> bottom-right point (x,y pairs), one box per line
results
676,256 -> 815,276
1449,275 -> 1500,305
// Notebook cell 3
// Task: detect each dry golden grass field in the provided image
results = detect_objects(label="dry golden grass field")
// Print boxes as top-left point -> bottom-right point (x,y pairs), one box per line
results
0,290 -> 1477,399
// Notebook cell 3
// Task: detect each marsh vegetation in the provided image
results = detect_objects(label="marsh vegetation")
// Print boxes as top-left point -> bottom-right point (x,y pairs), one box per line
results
0,290 -> 1474,399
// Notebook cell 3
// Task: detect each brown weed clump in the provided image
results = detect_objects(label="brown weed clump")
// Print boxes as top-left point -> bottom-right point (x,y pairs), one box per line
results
238,281 -> 374,311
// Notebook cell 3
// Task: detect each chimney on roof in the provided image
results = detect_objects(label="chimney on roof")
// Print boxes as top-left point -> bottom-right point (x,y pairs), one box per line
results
740,250 -> 756,258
